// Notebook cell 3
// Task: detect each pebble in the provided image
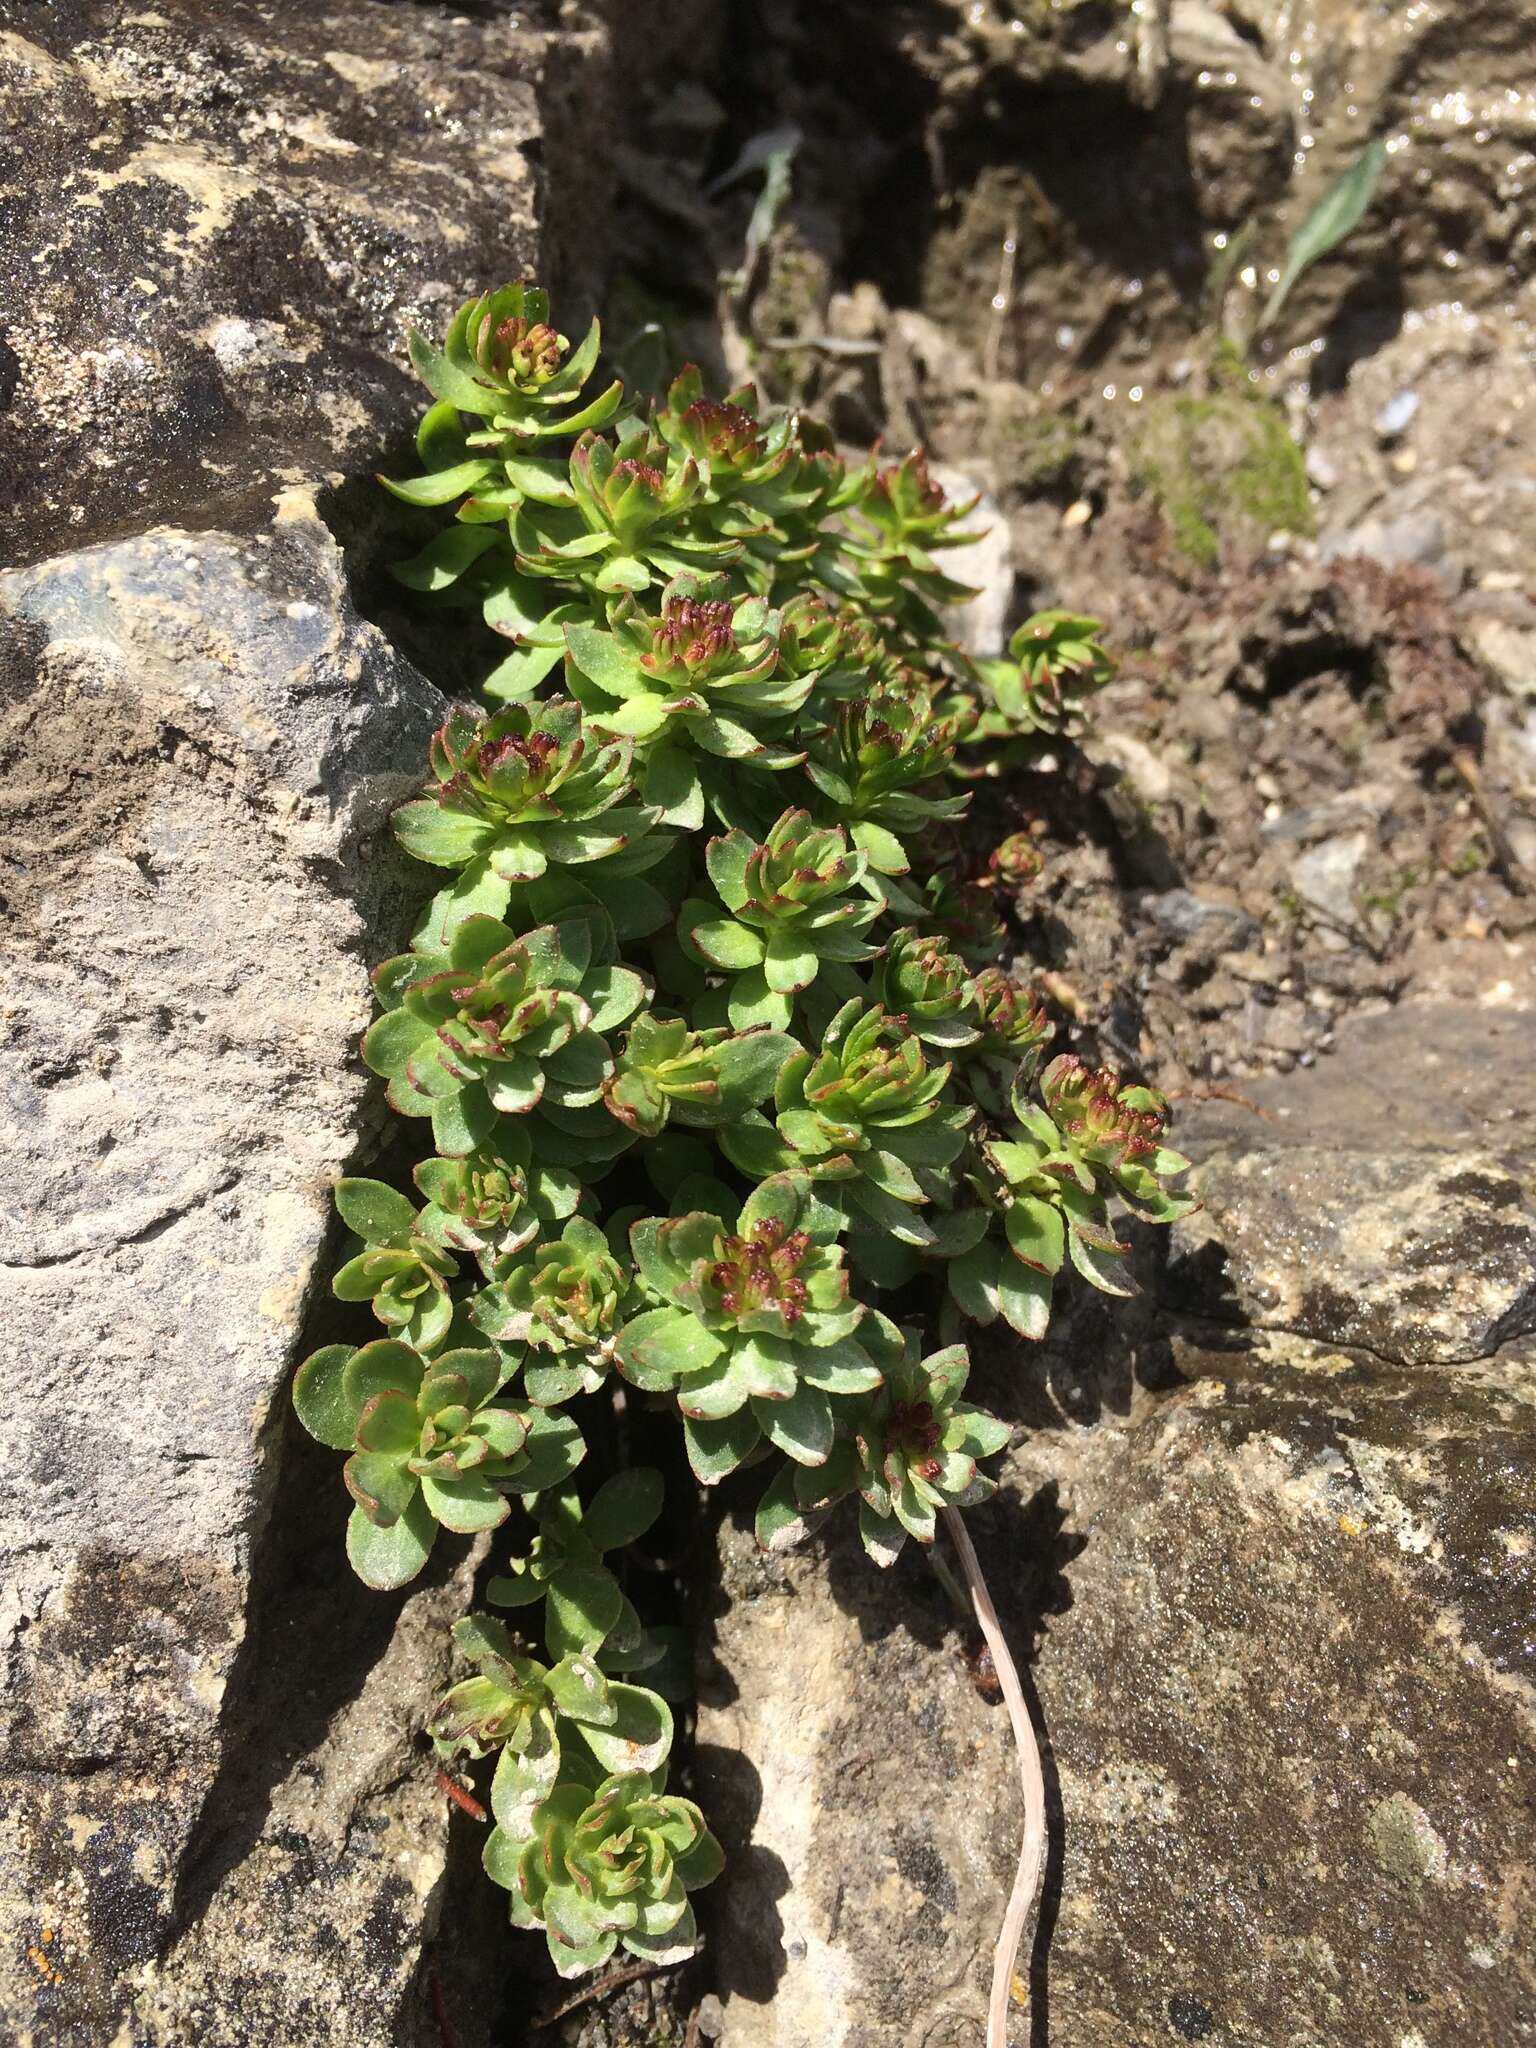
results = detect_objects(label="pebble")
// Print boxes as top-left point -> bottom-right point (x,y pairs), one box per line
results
1375,388 -> 1420,438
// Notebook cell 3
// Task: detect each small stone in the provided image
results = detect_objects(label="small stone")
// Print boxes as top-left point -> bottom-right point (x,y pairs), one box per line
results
1319,510 -> 1444,570
1375,388 -> 1420,438
1288,832 -> 1368,925
1143,888 -> 1262,951
1062,497 -> 1093,528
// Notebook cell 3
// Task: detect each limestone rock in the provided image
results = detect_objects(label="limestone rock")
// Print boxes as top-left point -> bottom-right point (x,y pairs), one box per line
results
1169,1002 -> 1536,1366
0,0 -> 604,567
0,512 -> 455,2045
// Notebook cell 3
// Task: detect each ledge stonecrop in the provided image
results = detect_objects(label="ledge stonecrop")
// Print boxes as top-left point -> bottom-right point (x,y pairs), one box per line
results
295,278 -> 1192,1980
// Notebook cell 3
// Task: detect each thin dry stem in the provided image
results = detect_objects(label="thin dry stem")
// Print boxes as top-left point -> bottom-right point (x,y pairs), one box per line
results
942,1506 -> 1047,2048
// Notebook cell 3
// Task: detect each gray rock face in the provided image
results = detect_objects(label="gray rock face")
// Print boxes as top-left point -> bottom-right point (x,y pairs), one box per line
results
700,997 -> 1536,2044
1170,1003 -> 1536,1366
0,514 -> 453,2044
0,0 -> 605,567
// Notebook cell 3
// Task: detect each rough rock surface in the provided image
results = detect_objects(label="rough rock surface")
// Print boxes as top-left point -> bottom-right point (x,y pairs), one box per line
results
0,0 -> 605,567
0,3 -> 614,2041
700,997 -> 1536,2045
0,513 -> 454,2045
1169,1003 -> 1536,1366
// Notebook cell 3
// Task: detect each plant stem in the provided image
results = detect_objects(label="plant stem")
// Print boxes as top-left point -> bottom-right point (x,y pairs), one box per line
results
942,1506 -> 1046,2048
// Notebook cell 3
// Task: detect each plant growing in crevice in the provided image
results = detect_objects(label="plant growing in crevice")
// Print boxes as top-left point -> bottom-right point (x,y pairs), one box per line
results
293,280 -> 1193,2010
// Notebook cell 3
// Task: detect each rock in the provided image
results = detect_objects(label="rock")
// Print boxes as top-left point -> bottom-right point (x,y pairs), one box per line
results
1142,888 -> 1262,953
994,1334 -> 1536,2045
701,1318 -> 1536,2046
1375,390 -> 1420,440
697,1513 -> 1016,2047
1287,829 -> 1368,926
0,4 -> 635,2035
0,1 -> 604,567
1169,1002 -> 1536,1366
930,465 -> 1014,659
0,514 -> 456,2044
1319,510 -> 1447,573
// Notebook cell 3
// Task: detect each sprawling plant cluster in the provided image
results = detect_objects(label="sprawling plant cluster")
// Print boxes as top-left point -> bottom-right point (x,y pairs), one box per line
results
294,283 -> 1193,1979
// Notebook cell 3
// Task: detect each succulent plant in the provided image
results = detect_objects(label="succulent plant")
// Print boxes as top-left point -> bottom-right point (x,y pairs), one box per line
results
485,1469 -> 667,1670
974,610 -> 1115,743
678,809 -> 881,1029
756,1327 -> 1012,1565
960,968 -> 1055,1115
723,1001 -> 971,1245
485,1769 -> 723,1979
292,1339 -> 583,1588
878,930 -> 980,1048
391,699 -> 661,885
397,282 -> 622,454
430,1610 -> 674,1848
328,1178 -> 458,1351
292,274 -> 1195,1983
602,1014 -> 797,1138
514,429 -> 741,596
617,1174 -> 881,1483
363,912 -> 647,1155
989,831 -> 1046,886
470,1216 -> 632,1406
948,1059 -> 1194,1338
838,449 -> 982,628
413,1124 -> 582,1273
803,682 -> 970,878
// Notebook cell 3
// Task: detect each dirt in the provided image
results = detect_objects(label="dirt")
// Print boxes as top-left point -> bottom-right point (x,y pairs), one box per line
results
603,0 -> 1536,1108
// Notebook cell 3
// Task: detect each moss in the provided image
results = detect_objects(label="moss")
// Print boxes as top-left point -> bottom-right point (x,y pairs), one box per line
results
1130,388 -> 1314,567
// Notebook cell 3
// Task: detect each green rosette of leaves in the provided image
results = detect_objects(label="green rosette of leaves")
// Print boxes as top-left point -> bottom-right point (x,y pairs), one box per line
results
432,1610 -> 676,1876
653,368 -> 797,505
839,449 -> 981,624
971,610 -> 1114,748
722,1000 -> 972,1247
392,698 -> 662,894
678,808 -> 880,1029
756,1326 -> 1012,1566
470,1217 -> 632,1406
878,930 -> 980,1049
412,1125 -> 582,1274
950,1057 -> 1194,1338
601,1014 -> 797,1139
615,1173 -> 881,1485
513,426 -> 741,597
291,1339 -> 584,1588
486,1769 -> 723,1980
957,967 -> 1055,1115
563,578 -> 815,830
327,1177 -> 458,1351
392,282 -> 621,468
363,911 -> 647,1155
381,284 -> 625,608
803,681 -> 969,881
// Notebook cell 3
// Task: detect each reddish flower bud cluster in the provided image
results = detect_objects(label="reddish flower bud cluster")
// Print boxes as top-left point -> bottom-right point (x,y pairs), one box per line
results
682,399 -> 765,467
479,315 -> 564,385
646,597 -> 738,676
709,1219 -> 813,1324
1042,1055 -> 1167,1166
